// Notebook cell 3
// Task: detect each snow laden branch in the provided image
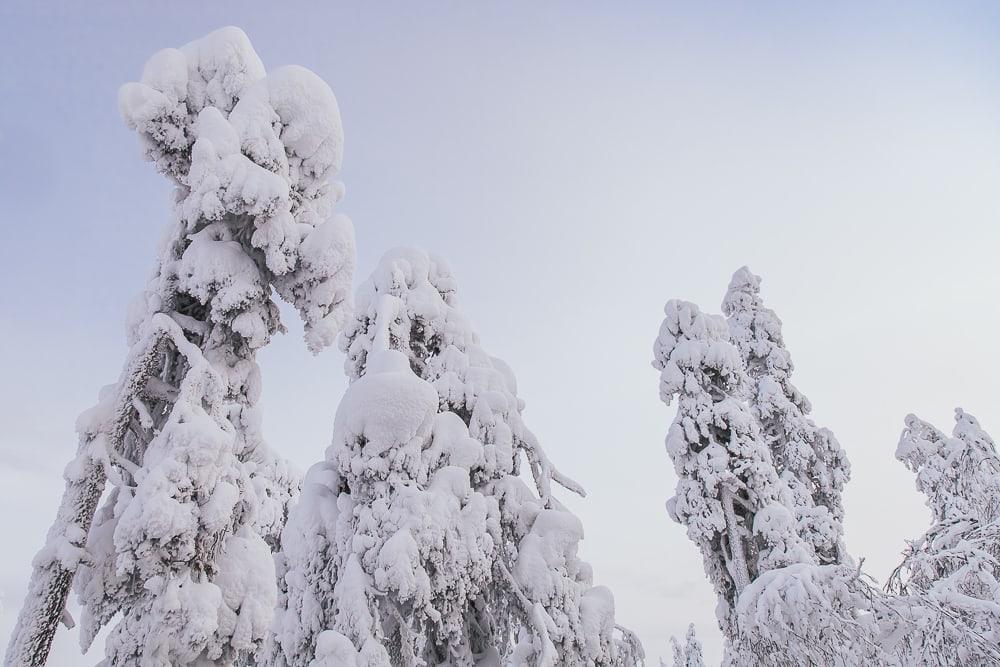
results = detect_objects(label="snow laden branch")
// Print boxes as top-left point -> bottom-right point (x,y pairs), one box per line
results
7,26 -> 355,667
272,248 -> 642,666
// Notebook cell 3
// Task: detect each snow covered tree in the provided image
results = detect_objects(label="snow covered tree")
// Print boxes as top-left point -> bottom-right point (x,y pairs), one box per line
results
653,296 -> 886,665
273,248 -> 642,666
652,299 -> 809,625
667,624 -> 703,667
6,27 -> 355,667
886,409 -> 1000,663
722,267 -> 850,565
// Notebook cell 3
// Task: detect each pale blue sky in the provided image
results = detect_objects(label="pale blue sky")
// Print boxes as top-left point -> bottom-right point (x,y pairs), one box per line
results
3,2 -> 1000,663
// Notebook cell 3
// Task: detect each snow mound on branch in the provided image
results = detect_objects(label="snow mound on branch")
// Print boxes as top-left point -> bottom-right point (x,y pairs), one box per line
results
734,563 -> 884,664
214,530 -> 278,653
309,630 -> 362,666
332,349 -> 439,456
232,65 -> 344,182
177,26 -> 266,114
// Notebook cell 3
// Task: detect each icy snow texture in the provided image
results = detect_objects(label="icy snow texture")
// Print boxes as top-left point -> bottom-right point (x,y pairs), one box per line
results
7,27 -> 356,667
273,249 -> 642,666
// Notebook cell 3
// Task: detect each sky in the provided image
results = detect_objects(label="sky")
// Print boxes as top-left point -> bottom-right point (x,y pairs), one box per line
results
2,1 -> 1000,663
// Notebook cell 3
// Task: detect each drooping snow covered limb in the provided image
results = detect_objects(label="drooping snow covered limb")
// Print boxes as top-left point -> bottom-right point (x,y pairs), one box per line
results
7,26 -> 355,666
885,410 -> 1000,663
274,248 -> 642,666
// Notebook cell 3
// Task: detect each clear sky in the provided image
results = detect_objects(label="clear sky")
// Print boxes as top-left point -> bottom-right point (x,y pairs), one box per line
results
2,1 -> 1000,663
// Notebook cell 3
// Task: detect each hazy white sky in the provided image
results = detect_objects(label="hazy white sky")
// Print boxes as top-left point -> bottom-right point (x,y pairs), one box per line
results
2,2 -> 1000,663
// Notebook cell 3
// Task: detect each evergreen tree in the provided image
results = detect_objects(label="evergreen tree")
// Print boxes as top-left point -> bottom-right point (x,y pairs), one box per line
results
722,267 -> 850,565
6,27 -> 355,666
667,624 -> 704,667
652,299 -> 810,627
273,248 -> 642,666
653,296 -> 886,665
887,409 -> 1000,663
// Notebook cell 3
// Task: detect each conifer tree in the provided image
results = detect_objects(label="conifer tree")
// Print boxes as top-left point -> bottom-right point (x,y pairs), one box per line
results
667,624 -> 704,667
6,27 -> 355,666
722,267 -> 850,565
653,295 -> 885,665
273,248 -> 642,666
887,409 -> 1000,663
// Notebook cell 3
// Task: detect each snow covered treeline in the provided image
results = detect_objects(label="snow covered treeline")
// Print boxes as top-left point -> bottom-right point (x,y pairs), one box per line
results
653,267 -> 1000,665
271,248 -> 643,666
9,22 -> 1000,667
5,27 -> 355,667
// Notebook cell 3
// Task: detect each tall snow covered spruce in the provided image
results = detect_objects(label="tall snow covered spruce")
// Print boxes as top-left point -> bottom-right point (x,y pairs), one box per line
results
6,27 -> 355,666
886,410 -> 1000,663
721,267 -> 850,566
273,248 -> 643,666
652,275 -> 887,665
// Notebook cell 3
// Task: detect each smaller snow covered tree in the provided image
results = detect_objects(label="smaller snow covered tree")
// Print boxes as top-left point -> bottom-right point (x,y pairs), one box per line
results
279,341 -> 497,666
886,409 -> 1000,663
667,624 -> 704,667
722,267 -> 850,565
274,248 -> 642,666
7,27 -> 355,667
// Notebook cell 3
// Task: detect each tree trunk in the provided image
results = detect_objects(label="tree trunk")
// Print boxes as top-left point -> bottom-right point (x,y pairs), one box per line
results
5,323 -> 171,666
4,456 -> 106,666
722,489 -> 752,593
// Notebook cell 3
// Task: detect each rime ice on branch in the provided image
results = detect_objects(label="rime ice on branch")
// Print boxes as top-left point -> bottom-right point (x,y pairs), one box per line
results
6,27 -> 355,667
272,248 -> 643,666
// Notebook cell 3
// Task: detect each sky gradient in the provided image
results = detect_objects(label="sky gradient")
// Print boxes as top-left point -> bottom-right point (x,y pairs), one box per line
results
3,2 -> 1000,663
